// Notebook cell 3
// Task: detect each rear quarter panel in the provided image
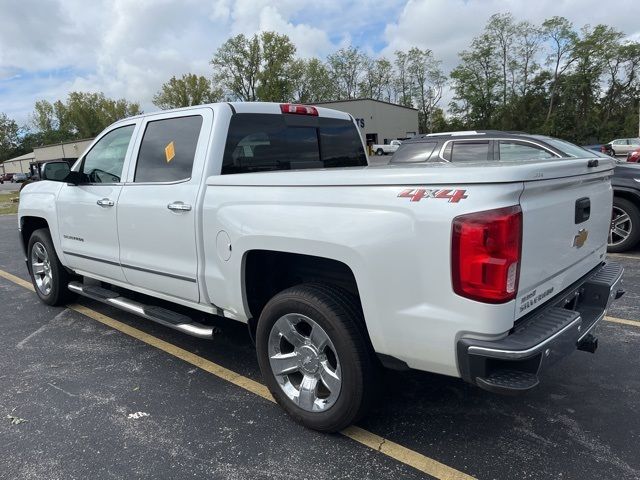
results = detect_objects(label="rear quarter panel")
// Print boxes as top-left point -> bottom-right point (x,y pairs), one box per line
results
202,180 -> 524,376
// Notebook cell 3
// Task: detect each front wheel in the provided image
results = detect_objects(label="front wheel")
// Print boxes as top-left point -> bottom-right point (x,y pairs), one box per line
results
608,197 -> 640,253
256,284 -> 376,432
28,228 -> 75,306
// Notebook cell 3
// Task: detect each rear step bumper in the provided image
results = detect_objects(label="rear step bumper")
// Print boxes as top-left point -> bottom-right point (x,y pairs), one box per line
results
68,281 -> 216,339
457,261 -> 624,394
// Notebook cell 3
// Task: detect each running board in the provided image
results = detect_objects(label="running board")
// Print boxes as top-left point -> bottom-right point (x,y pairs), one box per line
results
68,281 -> 216,339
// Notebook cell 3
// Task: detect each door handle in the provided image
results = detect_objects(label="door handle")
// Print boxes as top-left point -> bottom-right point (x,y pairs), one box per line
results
97,198 -> 115,207
167,202 -> 192,212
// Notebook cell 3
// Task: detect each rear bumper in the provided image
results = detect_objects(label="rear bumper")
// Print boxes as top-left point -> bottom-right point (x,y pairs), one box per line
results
457,262 -> 624,394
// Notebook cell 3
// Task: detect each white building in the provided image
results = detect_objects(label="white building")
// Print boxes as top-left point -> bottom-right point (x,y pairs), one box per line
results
316,98 -> 419,146
1,138 -> 94,175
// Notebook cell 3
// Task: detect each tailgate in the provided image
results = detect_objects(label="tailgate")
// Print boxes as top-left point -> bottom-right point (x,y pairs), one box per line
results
516,169 -> 613,319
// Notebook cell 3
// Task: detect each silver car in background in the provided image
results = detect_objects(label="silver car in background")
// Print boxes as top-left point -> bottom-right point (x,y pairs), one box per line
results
606,138 -> 640,156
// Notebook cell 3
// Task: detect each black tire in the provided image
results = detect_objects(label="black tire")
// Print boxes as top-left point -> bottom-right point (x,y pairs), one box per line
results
611,149 -> 617,156
376,148 -> 384,156
27,228 -> 75,306
256,283 -> 376,432
608,197 -> 640,253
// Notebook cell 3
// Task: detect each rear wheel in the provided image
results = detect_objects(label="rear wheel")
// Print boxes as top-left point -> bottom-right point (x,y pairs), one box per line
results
608,197 -> 640,253
256,283 -> 376,432
376,148 -> 384,156
28,228 -> 75,306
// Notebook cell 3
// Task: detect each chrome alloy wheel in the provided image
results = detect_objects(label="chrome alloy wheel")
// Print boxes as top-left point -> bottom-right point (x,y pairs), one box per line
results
31,241 -> 53,295
609,206 -> 632,246
268,313 -> 342,412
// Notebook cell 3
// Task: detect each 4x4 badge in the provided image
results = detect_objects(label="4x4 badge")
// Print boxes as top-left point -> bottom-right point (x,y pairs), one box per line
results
398,188 -> 468,203
573,228 -> 588,248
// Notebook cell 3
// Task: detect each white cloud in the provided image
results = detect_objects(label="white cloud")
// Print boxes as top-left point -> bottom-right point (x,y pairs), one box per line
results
383,0 -> 640,71
0,0 -> 638,125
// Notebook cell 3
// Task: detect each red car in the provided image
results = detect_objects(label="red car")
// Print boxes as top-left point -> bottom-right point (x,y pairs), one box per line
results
626,147 -> 640,162
1,172 -> 14,182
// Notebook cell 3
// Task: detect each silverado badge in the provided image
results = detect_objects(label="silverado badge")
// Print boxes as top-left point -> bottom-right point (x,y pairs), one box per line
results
573,228 -> 588,248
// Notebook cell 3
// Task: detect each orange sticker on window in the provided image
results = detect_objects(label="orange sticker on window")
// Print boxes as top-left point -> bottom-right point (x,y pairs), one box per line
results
165,141 -> 175,163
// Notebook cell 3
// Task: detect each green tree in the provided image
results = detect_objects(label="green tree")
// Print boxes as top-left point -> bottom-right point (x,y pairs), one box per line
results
407,47 -> 446,133
450,34 -> 500,128
327,47 -> 366,99
30,92 -> 141,142
153,73 -> 223,109
256,32 -> 297,102
64,92 -> 141,138
513,21 -> 542,97
486,13 -> 517,109
599,40 -> 640,139
211,33 -> 261,101
0,113 -> 21,161
290,58 -> 335,103
358,57 -> 393,101
394,50 -> 413,107
541,16 -> 578,123
211,32 -> 296,102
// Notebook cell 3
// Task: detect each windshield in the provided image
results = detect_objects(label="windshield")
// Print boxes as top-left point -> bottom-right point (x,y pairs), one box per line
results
542,138 -> 595,158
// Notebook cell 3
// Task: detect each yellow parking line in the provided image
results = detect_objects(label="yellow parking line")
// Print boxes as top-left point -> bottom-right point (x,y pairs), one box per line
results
342,426 -> 473,480
605,316 -> 640,328
0,269 -> 474,480
607,253 -> 640,261
0,269 -> 34,291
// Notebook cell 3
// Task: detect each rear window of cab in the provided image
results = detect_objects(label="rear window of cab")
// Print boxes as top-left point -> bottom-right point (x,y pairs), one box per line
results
222,114 -> 367,174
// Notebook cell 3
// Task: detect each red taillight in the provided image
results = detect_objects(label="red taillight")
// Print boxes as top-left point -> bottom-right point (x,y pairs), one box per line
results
280,103 -> 318,116
451,206 -> 522,303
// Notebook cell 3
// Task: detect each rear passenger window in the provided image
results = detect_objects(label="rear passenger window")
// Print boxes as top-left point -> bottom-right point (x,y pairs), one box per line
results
222,114 -> 367,174
391,142 -> 438,163
499,141 -> 555,161
134,116 -> 203,183
445,141 -> 490,162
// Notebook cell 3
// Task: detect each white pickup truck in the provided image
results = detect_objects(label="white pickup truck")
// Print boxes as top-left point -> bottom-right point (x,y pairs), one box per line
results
19,102 -> 624,432
372,139 -> 402,155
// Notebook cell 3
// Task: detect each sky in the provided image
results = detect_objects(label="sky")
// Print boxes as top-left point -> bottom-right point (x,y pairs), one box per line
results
1,0 -> 639,126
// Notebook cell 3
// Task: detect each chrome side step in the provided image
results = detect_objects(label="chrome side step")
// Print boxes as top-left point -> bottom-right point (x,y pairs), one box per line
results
68,281 -> 216,339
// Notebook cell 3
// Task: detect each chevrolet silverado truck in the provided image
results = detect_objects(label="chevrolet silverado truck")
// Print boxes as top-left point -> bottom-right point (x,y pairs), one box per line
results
18,102 -> 624,432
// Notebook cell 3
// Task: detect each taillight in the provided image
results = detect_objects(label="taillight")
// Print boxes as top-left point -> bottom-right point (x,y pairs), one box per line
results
451,205 -> 522,303
280,103 -> 318,116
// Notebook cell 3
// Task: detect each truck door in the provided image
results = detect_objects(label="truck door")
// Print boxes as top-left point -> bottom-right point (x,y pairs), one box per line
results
116,108 -> 213,303
57,122 -> 139,282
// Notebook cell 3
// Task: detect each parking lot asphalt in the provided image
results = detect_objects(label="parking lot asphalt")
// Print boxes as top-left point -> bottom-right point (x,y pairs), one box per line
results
1,213 -> 639,480
0,183 -> 20,192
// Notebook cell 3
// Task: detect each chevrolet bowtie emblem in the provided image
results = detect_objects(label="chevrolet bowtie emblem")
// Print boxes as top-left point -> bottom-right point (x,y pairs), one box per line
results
573,228 -> 588,248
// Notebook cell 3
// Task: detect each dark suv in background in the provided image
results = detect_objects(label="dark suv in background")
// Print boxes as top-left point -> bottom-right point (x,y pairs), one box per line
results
391,131 -> 640,253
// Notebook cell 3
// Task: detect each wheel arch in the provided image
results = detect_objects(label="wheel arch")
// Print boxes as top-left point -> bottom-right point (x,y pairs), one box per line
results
613,188 -> 640,207
242,250 -> 367,341
19,216 -> 51,256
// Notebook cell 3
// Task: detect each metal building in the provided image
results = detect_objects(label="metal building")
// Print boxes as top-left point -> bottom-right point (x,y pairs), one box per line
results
1,138 -> 93,176
1,151 -> 35,174
316,98 -> 419,147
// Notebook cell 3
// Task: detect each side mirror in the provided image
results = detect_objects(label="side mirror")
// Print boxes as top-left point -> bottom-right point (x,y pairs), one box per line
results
41,161 -> 71,182
64,171 -> 84,185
